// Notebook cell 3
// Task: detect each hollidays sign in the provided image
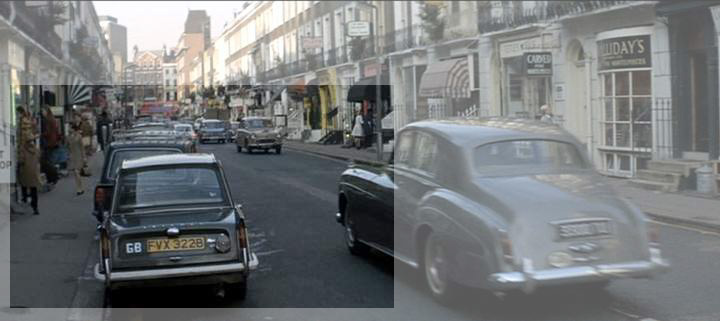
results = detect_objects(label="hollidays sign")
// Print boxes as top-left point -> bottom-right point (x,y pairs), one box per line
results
524,52 -> 553,76
598,35 -> 651,70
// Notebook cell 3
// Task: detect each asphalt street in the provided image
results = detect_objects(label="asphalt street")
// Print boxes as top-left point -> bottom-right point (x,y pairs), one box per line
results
8,142 -> 720,321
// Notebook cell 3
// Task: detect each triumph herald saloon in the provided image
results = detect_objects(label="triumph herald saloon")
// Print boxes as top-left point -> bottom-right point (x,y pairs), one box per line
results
336,118 -> 668,302
95,154 -> 258,300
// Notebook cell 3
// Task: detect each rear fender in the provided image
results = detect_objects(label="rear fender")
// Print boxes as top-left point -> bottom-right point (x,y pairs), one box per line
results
413,189 -> 508,288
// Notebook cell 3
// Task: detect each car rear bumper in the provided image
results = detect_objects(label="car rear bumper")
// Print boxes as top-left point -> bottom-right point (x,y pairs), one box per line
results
96,253 -> 259,288
487,249 -> 669,293
248,141 -> 281,148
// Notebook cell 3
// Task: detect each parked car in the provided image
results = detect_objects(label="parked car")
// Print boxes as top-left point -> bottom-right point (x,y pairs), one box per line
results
235,117 -> 283,154
92,139 -> 195,223
95,154 -> 258,301
336,118 -> 669,302
199,119 -> 227,144
174,123 -> 198,144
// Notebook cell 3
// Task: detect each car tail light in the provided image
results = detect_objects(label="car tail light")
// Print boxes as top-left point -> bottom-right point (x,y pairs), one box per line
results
236,223 -> 248,249
498,230 -> 514,265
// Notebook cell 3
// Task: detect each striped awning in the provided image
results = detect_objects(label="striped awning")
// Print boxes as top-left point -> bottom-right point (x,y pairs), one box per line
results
419,57 -> 470,98
67,74 -> 92,105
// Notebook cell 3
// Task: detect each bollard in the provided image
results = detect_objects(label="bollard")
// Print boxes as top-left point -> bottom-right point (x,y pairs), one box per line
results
695,163 -> 717,194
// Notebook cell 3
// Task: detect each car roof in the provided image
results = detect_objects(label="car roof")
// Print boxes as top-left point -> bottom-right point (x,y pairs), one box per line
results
174,123 -> 192,127
403,117 -> 580,147
121,153 -> 217,170
109,140 -> 189,149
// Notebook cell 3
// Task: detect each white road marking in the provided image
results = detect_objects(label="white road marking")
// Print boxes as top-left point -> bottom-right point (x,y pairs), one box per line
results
649,219 -> 720,237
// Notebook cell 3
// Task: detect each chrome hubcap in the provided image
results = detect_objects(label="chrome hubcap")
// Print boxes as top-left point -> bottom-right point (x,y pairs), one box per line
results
345,216 -> 355,247
425,235 -> 447,295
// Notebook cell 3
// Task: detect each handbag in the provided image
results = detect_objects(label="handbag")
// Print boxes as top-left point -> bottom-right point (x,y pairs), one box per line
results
81,162 -> 92,177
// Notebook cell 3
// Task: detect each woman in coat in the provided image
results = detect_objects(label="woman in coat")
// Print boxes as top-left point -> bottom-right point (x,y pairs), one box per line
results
18,138 -> 42,215
352,113 -> 365,149
67,125 -> 86,196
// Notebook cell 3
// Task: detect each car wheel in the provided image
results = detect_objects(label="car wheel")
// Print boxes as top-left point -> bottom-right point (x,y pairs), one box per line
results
276,146 -> 282,154
344,204 -> 369,256
423,231 -> 458,304
226,277 -> 248,300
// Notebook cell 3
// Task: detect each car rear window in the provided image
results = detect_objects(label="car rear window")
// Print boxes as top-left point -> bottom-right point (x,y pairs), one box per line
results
203,122 -> 224,129
245,119 -> 272,129
474,140 -> 588,174
115,166 -> 227,213
107,149 -> 182,180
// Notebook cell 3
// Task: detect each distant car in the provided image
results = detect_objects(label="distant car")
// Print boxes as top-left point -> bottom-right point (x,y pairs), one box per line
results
235,117 -> 283,154
95,154 -> 258,301
336,118 -> 669,302
92,139 -> 195,223
198,119 -> 227,144
174,123 -> 198,144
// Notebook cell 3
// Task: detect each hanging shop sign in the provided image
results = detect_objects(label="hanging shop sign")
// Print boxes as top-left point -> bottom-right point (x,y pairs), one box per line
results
524,52 -> 552,76
500,35 -> 560,58
597,35 -> 651,71
347,21 -> 371,37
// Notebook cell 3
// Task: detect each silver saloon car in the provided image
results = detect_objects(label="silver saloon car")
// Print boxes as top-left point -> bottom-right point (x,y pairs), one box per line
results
95,154 -> 258,302
337,118 -> 669,302
235,117 -> 283,154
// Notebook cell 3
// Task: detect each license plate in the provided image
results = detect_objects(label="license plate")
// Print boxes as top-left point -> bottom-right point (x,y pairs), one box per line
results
146,237 -> 205,253
557,220 -> 612,239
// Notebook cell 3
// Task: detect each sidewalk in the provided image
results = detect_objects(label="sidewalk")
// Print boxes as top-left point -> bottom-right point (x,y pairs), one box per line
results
9,149 -> 104,308
285,140 -> 720,232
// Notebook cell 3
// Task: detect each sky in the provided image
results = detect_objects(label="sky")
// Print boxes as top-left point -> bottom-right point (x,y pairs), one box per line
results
93,1 -> 244,61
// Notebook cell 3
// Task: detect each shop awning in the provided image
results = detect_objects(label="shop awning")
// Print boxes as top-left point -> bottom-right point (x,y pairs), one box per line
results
419,57 -> 470,98
67,74 -> 92,105
287,78 -> 306,98
347,77 -> 390,103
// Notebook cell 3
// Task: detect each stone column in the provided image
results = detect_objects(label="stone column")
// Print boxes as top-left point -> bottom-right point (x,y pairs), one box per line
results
711,5 -> 720,159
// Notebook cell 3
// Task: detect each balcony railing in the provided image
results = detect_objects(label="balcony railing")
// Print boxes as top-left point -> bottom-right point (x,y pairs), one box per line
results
2,2 -> 64,59
477,0 -> 631,34
380,25 -> 427,54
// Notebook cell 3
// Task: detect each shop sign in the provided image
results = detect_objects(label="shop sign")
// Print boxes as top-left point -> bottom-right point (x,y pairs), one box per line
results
347,21 -> 371,37
597,35 -> 651,71
302,37 -> 323,49
500,35 -> 560,58
363,63 -> 387,78
524,52 -> 552,76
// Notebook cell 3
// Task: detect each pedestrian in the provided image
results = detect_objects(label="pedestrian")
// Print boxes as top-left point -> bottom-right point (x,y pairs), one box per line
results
67,124 -> 86,196
362,113 -> 373,148
80,114 -> 94,156
41,107 -> 60,185
96,111 -> 111,152
539,105 -> 557,125
352,113 -> 365,149
18,138 -> 42,215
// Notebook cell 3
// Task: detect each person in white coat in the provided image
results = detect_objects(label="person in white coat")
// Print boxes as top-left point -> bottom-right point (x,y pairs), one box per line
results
352,113 -> 365,149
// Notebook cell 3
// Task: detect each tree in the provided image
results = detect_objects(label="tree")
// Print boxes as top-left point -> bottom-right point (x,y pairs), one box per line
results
419,3 -> 446,42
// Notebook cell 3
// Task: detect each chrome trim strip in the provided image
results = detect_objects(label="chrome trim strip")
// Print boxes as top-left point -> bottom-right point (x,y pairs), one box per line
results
95,262 -> 247,282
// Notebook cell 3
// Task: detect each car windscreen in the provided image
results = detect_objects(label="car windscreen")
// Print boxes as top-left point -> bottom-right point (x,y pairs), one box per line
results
115,166 -> 227,213
107,149 -> 182,180
245,119 -> 272,129
203,122 -> 224,129
174,125 -> 193,132
474,140 -> 588,174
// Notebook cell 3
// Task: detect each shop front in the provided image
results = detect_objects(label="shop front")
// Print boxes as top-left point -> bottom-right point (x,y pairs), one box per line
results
596,27 -> 654,177
418,56 -> 472,118
497,34 -> 559,119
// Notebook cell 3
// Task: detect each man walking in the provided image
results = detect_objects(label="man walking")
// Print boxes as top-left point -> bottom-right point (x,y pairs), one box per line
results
96,111 -> 111,152
18,138 -> 42,215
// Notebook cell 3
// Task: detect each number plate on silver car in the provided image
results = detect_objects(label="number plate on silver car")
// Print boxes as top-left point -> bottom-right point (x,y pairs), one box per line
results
556,219 -> 612,240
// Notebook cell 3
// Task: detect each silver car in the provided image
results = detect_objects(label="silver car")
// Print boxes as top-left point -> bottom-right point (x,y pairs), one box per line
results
95,154 -> 258,302
235,117 -> 283,154
336,118 -> 669,302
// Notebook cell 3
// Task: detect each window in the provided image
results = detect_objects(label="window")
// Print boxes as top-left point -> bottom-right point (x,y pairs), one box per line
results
395,131 -> 415,166
116,167 -> 227,213
410,132 -> 438,175
600,69 -> 652,176
106,149 -> 182,180
474,140 -> 588,175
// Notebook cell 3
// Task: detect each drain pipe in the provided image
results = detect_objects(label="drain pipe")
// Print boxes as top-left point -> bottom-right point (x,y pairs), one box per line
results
585,57 -> 594,164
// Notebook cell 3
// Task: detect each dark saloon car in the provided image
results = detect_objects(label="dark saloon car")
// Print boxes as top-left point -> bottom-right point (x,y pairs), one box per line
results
336,118 -> 668,302
95,154 -> 258,300
93,139 -> 195,223
198,119 -> 228,144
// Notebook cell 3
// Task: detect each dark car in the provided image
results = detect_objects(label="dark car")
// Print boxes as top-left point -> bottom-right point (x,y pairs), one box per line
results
199,119 -> 227,144
94,154 -> 258,300
92,139 -> 195,223
336,118 -> 668,302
